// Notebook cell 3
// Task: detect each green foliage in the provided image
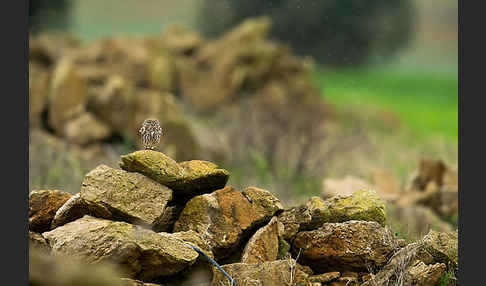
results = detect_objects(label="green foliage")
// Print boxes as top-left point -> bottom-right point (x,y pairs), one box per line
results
438,268 -> 456,286
198,0 -> 415,66
313,66 -> 458,140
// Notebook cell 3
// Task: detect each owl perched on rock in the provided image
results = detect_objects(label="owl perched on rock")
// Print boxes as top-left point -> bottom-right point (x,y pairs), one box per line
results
139,119 -> 162,150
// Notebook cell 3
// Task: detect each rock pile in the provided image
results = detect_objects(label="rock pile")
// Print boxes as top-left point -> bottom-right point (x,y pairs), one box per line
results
29,151 -> 458,286
29,17 -> 331,166
322,159 -> 459,241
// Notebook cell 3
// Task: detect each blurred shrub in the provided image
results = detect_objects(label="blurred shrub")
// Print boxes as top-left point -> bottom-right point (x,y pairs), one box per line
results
198,0 -> 415,66
29,0 -> 72,33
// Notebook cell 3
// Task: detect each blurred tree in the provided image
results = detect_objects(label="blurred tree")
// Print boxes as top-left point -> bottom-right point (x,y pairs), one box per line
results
29,0 -> 72,33
198,0 -> 415,66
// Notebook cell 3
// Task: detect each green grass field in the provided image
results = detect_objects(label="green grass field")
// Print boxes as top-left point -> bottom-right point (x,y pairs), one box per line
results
313,66 -> 458,141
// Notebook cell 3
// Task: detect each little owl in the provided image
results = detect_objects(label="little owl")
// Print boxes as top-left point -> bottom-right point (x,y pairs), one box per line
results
139,118 -> 162,150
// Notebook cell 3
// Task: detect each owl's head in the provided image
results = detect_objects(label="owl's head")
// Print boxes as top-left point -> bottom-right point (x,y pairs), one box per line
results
139,118 -> 162,134
142,118 -> 160,127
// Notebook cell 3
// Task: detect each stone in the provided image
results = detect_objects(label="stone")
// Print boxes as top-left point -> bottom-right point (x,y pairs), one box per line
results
29,189 -> 72,232
48,59 -> 87,135
43,216 -> 198,280
241,216 -> 283,263
30,247 -> 125,286
277,205 -> 312,242
309,272 -> 340,283
173,186 -> 283,259
152,205 -> 184,233
303,189 -> 387,230
422,230 -> 458,269
29,231 -> 50,253
87,75 -> 136,134
293,220 -> 397,273
403,261 -> 446,286
80,164 -> 172,227
119,150 -> 229,201
162,231 -> 215,286
64,113 -> 112,145
211,260 -> 310,286
119,150 -> 184,187
51,193 -> 112,229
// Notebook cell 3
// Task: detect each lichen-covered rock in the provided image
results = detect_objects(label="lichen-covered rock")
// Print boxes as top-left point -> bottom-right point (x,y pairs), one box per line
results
174,186 -> 283,259
402,261 -> 446,286
119,150 -> 184,187
29,231 -> 50,253
48,59 -> 87,135
292,220 -> 397,273
119,150 -> 229,200
29,189 -> 72,232
161,231 -> 215,286
241,216 -> 283,264
64,112 -> 112,145
422,230 -> 458,269
277,205 -> 312,242
169,230 -> 214,259
175,160 -> 230,199
43,216 -> 198,280
303,189 -> 387,230
211,260 -> 310,286
29,247 -> 124,286
80,164 -> 172,227
51,193 -> 112,229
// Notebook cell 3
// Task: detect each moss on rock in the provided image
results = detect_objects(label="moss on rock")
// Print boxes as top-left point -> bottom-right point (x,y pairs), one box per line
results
304,189 -> 387,229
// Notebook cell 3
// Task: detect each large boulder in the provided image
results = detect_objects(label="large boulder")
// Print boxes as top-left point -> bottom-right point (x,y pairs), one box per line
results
304,189 -> 387,230
173,186 -> 283,259
80,164 -> 173,227
43,216 -> 198,281
241,216 -> 283,264
119,150 -> 229,201
211,259 -> 310,286
292,220 -> 398,273
29,189 -> 72,232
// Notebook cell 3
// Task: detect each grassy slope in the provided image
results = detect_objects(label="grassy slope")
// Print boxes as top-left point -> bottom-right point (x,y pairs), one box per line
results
313,66 -> 458,141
